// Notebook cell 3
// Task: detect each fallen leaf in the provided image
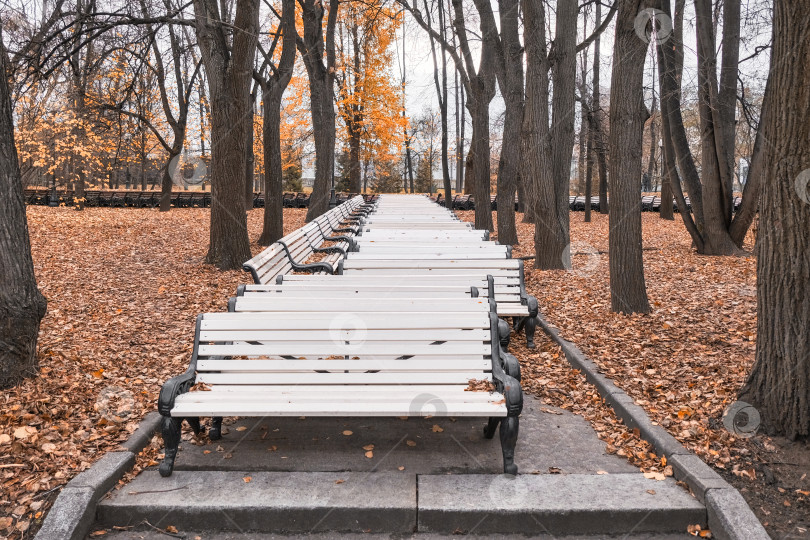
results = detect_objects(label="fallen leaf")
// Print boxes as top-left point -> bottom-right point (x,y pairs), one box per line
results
364,451 -> 373,459
406,440 -> 416,447
243,476 -> 251,483
166,525 -> 178,534
644,471 -> 666,481
432,425 -> 444,433
235,426 -> 248,432
342,430 -> 353,436
362,444 -> 374,451
335,479 -> 345,484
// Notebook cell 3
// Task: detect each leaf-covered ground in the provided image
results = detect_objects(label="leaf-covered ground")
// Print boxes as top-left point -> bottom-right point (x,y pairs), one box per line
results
458,209 -> 809,539
1,206 -> 807,539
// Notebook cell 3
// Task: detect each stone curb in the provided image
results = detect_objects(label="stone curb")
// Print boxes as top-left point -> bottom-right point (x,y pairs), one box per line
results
535,314 -> 770,540
35,412 -> 162,540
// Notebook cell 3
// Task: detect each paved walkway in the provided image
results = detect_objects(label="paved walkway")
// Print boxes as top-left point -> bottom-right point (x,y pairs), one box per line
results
92,397 -> 700,537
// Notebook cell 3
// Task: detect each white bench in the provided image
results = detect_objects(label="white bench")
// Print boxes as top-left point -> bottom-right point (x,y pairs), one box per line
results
157,300 -> 522,476
242,197 -> 368,284
336,258 -> 539,348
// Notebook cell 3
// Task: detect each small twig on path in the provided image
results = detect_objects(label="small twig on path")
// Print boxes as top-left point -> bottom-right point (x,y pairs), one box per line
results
128,486 -> 188,495
33,484 -> 65,499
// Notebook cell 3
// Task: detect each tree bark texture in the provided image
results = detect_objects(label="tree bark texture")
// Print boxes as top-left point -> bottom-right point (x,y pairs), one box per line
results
607,0 -> 651,314
193,0 -> 257,269
520,0 -> 549,233
491,0 -> 522,245
739,0 -> 810,440
533,0 -> 576,269
0,33 -> 48,388
299,0 -> 339,219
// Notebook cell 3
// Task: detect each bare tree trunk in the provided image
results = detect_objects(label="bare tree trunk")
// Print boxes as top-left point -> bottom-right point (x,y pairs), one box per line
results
729,74 -> 770,245
0,34 -> 47,388
607,0 -> 651,314
521,0 -> 553,256
592,0 -> 608,215
536,0 -> 576,269
659,117 -> 675,220
645,97 -> 657,191
492,0 -> 522,245
245,88 -> 257,211
695,0 -> 743,255
299,0 -> 339,219
193,0 -> 257,269
739,0 -> 810,439
260,92 -> 284,244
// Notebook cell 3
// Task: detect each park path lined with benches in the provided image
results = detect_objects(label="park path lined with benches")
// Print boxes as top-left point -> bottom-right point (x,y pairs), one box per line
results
158,194 -> 526,476
32,196 -> 767,539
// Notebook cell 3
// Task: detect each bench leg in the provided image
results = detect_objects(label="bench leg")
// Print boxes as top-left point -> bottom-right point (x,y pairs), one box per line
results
483,417 -> 501,439
159,416 -> 182,477
187,417 -> 205,436
500,416 -> 519,475
209,417 -> 223,440
524,316 -> 537,349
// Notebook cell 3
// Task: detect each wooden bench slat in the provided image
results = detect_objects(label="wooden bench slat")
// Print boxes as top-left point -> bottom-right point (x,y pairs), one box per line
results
197,342 -> 490,356
199,328 -> 490,341
196,371 -> 489,385
196,358 -> 491,372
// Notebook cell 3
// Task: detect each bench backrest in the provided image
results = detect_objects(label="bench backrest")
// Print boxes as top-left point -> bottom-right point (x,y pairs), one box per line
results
187,301 -> 502,389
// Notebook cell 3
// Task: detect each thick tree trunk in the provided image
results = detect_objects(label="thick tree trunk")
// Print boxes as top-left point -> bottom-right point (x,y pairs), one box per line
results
739,0 -> 810,439
493,0 -> 522,245
469,94 -> 493,231
307,78 -> 336,217
535,0 -> 576,269
193,0 -> 257,269
521,0 -> 557,266
259,93 -> 284,245
245,97 -> 255,211
299,0 -> 338,220
0,35 -> 48,388
607,0 -> 651,314
257,0 -> 295,243
695,0 -> 742,255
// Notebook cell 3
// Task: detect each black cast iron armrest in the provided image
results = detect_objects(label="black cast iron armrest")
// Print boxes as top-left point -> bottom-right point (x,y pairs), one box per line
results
158,316 -> 202,415
277,241 -> 335,274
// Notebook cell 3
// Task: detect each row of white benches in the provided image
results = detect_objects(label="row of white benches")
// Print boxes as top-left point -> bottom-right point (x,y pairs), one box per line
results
158,195 -> 527,476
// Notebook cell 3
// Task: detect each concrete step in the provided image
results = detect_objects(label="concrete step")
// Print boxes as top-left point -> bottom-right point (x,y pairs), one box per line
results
97,470 -> 705,536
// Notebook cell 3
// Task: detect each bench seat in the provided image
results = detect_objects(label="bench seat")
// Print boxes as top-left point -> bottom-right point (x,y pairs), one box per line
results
158,302 -> 522,477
